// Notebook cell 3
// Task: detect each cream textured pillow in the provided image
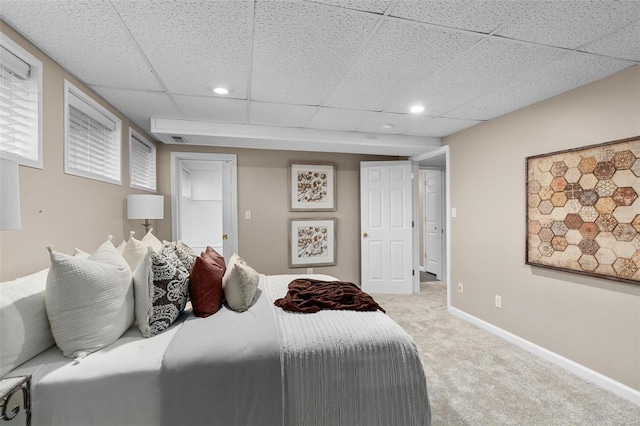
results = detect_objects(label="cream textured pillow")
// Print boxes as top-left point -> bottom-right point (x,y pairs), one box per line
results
45,239 -> 134,358
122,232 -> 150,271
141,228 -> 163,253
222,253 -> 259,312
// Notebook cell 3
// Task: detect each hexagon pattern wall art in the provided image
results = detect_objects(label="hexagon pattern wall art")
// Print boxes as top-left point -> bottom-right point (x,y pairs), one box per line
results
526,136 -> 640,285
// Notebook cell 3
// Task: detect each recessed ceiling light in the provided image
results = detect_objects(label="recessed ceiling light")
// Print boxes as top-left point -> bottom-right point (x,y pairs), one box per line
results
213,87 -> 229,95
409,105 -> 425,114
382,124 -> 393,129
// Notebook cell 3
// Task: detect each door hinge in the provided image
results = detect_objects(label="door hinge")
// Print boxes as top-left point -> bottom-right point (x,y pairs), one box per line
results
411,173 -> 415,179
412,269 -> 415,276
412,221 -> 414,228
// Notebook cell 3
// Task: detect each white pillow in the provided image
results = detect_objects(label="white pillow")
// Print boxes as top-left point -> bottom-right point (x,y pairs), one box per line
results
141,228 -> 163,253
222,253 -> 259,312
122,232 -> 150,271
0,269 -> 54,377
45,239 -> 134,358
115,231 -> 133,255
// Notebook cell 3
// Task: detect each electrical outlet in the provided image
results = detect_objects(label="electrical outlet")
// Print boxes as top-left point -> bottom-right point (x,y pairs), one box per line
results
306,268 -> 313,274
457,282 -> 463,293
495,295 -> 502,309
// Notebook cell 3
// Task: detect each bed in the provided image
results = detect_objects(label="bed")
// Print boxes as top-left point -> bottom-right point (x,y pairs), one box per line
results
7,274 -> 431,426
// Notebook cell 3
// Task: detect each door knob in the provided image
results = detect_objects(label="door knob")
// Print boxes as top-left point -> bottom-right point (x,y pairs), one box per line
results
222,234 -> 228,240
363,232 -> 368,237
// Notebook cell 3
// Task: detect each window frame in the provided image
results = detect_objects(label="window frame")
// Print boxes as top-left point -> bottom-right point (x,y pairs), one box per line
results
129,128 -> 157,192
0,32 -> 43,169
63,79 -> 122,185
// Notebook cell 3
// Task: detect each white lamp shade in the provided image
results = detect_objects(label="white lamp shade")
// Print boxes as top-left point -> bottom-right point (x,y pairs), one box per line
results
0,158 -> 21,230
127,194 -> 164,220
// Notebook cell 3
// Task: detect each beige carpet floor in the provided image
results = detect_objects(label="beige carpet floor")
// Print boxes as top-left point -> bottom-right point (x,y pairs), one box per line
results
374,282 -> 640,426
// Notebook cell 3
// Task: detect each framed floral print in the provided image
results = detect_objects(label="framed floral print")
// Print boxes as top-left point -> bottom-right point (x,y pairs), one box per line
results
289,218 -> 336,268
289,162 -> 336,211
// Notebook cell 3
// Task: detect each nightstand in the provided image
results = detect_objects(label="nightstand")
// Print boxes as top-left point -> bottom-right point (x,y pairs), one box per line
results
0,376 -> 31,425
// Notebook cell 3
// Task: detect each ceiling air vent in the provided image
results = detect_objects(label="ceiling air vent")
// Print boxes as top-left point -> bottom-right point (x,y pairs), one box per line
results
170,135 -> 188,143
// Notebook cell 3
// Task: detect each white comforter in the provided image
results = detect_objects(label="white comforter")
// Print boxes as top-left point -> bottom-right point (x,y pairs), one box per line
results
8,274 -> 431,426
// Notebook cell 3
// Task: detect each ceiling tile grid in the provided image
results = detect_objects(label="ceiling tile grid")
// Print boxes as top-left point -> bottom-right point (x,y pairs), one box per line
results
387,38 -> 570,117
111,0 -> 252,97
406,117 -> 483,138
579,21 -> 640,62
323,20 -> 484,111
251,1 -> 379,105
0,0 -> 161,91
89,86 -> 180,131
305,0 -> 392,15
357,112 -> 436,135
494,0 -> 640,49
389,0 -> 539,34
447,52 -> 637,121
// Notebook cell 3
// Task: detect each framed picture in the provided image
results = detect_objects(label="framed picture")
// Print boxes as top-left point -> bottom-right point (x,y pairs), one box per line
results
526,136 -> 640,285
289,162 -> 336,211
289,218 -> 337,268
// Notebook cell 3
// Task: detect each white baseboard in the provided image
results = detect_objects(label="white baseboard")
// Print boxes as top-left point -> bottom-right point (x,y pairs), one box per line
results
448,306 -> 640,406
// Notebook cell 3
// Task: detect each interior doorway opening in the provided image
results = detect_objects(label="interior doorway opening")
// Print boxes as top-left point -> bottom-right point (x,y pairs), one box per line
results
170,152 -> 238,262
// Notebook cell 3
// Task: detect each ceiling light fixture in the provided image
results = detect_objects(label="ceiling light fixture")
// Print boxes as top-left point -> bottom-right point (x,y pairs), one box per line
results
382,124 -> 393,129
213,87 -> 229,95
409,105 -> 425,114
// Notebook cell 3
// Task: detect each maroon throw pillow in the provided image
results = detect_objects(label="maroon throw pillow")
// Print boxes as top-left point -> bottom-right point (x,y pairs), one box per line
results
189,255 -> 224,318
202,246 -> 226,271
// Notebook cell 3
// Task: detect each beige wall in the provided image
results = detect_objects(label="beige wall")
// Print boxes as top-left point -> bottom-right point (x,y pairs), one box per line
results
0,22 -> 160,281
445,65 -> 640,390
155,144 -> 395,285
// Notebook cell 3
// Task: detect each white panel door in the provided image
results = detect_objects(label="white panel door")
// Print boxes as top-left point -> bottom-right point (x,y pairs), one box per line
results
425,170 -> 443,278
360,161 -> 413,294
221,160 -> 237,261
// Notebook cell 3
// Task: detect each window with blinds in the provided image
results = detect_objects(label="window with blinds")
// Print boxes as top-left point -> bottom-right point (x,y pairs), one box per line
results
181,168 -> 192,198
0,34 -> 43,168
64,80 -> 122,184
130,130 -> 156,192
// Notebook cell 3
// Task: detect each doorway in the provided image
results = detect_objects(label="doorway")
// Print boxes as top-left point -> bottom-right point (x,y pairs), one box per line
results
170,152 -> 238,262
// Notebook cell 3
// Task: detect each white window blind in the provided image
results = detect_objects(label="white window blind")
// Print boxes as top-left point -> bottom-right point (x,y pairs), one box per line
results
0,36 -> 42,168
130,131 -> 156,191
181,169 -> 191,198
65,81 -> 121,184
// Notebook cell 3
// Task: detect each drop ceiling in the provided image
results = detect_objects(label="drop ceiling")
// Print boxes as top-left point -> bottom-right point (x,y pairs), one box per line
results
1,0 -> 638,156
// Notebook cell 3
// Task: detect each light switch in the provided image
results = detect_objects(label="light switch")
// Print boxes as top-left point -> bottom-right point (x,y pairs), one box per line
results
245,210 -> 251,219
451,207 -> 457,218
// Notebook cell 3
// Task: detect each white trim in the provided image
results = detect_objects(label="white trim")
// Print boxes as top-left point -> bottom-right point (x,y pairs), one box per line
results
449,306 -> 640,406
170,152 -> 238,258
63,80 -> 122,185
0,32 -> 43,169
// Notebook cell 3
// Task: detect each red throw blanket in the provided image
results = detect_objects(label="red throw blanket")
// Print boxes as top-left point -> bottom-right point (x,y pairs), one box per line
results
274,278 -> 385,313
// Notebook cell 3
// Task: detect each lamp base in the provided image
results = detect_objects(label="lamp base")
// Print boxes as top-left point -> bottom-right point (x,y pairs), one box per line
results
142,220 -> 151,234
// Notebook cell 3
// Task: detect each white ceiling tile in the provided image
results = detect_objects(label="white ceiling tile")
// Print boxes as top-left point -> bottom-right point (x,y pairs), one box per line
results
251,1 -> 379,105
307,108 -> 380,131
406,117 -> 482,137
390,0 -> 538,34
0,0 -> 161,91
173,95 -> 247,124
249,102 -> 318,128
89,87 -> 180,131
323,20 -> 483,111
580,21 -> 640,61
447,53 -> 637,121
358,112 -> 435,134
305,0 -> 393,14
386,38 -> 569,116
111,0 -> 252,97
494,1 -> 640,49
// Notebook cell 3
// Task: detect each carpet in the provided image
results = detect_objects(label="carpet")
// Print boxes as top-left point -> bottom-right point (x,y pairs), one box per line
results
374,282 -> 640,425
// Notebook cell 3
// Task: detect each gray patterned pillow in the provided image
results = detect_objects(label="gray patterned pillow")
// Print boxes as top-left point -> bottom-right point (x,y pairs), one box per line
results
173,240 -> 197,271
146,247 -> 190,337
